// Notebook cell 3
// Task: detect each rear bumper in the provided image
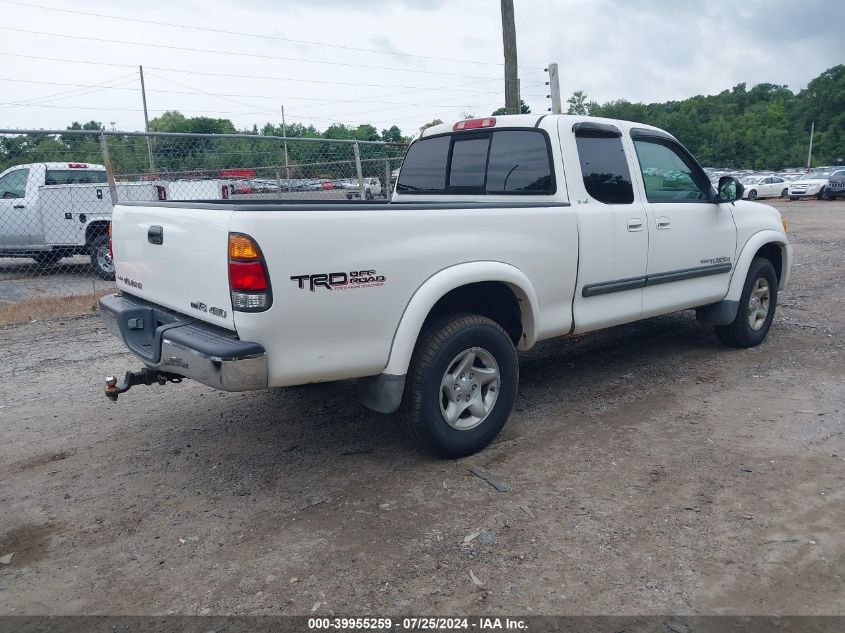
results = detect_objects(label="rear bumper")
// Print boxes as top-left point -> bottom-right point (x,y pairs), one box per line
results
100,293 -> 267,392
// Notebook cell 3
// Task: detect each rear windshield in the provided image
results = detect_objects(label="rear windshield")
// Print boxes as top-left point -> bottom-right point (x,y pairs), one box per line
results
396,129 -> 553,195
45,169 -> 108,185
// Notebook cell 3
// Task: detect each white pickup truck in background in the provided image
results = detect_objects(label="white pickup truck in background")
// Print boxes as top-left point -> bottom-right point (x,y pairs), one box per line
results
0,162 -> 160,278
0,163 -> 234,278
100,114 -> 792,458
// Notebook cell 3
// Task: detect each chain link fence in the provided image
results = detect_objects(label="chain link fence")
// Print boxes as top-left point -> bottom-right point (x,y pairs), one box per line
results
0,129 -> 407,323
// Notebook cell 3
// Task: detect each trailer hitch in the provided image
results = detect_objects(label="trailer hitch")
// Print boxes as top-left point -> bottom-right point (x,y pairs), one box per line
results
105,368 -> 183,402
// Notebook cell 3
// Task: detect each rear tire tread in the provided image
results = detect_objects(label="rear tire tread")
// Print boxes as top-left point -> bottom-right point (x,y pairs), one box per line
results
398,313 -> 517,458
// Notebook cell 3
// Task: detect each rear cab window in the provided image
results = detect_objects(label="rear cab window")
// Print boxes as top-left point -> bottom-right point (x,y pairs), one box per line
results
45,169 -> 108,185
396,129 -> 554,195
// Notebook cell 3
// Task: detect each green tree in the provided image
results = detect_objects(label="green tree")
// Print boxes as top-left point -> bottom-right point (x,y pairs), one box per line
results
419,119 -> 443,133
566,90 -> 589,115
491,100 -> 531,115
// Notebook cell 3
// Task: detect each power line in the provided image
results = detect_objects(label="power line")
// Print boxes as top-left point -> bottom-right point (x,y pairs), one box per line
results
0,0 -> 546,71
0,53 -> 514,92
0,76 -> 523,107
144,72 -> 511,122
0,74 -> 137,108
0,26 -> 517,80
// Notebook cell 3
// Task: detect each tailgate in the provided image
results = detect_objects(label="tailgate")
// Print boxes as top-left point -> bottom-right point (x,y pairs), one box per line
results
111,203 -> 236,330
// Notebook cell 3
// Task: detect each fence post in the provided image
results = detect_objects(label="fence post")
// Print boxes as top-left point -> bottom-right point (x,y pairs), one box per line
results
385,159 -> 392,201
276,169 -> 282,195
353,142 -> 365,199
99,132 -> 118,205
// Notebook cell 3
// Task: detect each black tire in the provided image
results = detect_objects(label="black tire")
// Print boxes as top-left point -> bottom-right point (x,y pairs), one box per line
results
821,188 -> 833,201
780,188 -> 788,198
789,196 -> 799,201
747,189 -> 758,200
32,252 -> 63,267
715,257 -> 778,348
89,234 -> 115,280
398,313 -> 518,459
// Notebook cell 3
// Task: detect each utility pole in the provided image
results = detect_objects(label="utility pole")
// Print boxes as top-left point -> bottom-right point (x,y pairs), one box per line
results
500,0 -> 519,115
546,62 -> 561,114
807,121 -> 815,169
139,65 -> 155,173
281,105 -> 290,180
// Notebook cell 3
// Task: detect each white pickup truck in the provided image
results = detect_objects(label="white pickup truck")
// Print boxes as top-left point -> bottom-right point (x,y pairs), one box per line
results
100,114 -> 792,458
0,162 -> 161,279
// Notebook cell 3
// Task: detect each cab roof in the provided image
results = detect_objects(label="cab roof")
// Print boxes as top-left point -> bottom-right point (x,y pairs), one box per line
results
420,114 -> 675,141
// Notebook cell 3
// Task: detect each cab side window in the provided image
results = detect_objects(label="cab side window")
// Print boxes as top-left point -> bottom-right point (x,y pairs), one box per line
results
633,139 -> 710,202
574,134 -> 634,204
0,169 -> 29,199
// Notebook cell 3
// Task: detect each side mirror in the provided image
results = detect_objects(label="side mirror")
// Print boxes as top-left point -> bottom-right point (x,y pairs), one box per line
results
717,176 -> 744,203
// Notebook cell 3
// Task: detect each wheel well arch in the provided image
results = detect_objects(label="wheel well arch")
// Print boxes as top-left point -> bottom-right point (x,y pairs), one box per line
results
382,262 -> 539,377
85,220 -> 110,246
423,281 -> 523,345
755,242 -> 783,283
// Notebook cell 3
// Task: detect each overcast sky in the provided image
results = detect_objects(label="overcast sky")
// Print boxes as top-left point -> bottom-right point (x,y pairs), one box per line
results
0,0 -> 842,135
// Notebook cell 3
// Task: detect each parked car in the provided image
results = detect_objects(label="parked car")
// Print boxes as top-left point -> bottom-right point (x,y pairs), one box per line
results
825,171 -> 845,200
345,177 -> 383,200
788,169 -> 845,200
741,175 -> 789,200
101,114 -> 791,458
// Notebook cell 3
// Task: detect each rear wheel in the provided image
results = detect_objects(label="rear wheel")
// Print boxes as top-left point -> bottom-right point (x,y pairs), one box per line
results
399,313 -> 518,459
780,188 -> 788,198
747,189 -> 758,200
715,257 -> 778,348
90,234 -> 115,280
789,196 -> 799,201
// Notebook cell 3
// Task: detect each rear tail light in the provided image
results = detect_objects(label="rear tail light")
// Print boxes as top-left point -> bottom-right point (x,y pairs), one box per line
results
156,185 -> 167,201
228,233 -> 271,311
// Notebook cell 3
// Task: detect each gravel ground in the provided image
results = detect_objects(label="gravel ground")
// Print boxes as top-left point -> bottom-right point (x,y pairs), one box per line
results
1,199 -> 843,616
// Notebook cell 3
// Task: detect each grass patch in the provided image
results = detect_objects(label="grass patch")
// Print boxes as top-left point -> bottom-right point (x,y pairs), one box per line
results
0,291 -> 110,326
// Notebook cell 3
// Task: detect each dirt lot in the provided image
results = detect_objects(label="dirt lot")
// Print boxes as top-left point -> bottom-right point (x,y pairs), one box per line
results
1,199 -> 843,616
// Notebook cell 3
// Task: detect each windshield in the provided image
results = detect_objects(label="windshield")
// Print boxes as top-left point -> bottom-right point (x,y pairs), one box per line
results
804,171 -> 832,180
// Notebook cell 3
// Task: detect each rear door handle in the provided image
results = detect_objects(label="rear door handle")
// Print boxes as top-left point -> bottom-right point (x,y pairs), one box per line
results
627,218 -> 643,232
656,216 -> 671,229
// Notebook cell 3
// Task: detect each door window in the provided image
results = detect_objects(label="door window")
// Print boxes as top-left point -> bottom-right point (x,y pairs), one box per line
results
633,140 -> 710,202
0,169 -> 29,199
575,135 -> 634,204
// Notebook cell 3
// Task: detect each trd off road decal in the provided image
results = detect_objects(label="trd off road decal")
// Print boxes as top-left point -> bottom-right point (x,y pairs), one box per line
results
290,269 -> 386,292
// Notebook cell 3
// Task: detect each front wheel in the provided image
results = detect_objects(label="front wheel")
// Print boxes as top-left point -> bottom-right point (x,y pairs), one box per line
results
90,234 -> 115,280
715,257 -> 778,348
399,313 -> 518,459
821,188 -> 833,201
